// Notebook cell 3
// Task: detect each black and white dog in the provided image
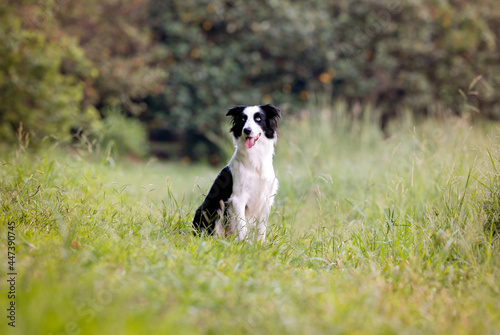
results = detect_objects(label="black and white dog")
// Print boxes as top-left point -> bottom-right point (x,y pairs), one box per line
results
193,104 -> 282,242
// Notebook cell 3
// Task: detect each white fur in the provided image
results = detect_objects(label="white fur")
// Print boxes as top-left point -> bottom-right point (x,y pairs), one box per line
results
217,106 -> 278,242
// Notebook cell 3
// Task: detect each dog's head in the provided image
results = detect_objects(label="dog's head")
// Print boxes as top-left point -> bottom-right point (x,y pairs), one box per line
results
226,104 -> 282,149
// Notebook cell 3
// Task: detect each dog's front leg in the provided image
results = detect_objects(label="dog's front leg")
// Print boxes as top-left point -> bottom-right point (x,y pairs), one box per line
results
256,178 -> 278,242
213,201 -> 226,238
256,220 -> 267,243
230,200 -> 248,241
256,204 -> 272,243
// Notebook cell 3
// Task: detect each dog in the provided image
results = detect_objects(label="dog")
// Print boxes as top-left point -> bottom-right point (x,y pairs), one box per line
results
193,104 -> 282,242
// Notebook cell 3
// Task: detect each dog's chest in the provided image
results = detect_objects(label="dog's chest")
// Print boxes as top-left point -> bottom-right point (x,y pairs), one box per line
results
230,162 -> 275,210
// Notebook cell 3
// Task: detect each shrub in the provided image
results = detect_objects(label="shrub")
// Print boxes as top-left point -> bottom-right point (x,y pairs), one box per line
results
99,109 -> 149,157
0,1 -> 97,144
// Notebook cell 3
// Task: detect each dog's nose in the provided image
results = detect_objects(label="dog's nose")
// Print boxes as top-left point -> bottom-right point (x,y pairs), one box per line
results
243,128 -> 252,135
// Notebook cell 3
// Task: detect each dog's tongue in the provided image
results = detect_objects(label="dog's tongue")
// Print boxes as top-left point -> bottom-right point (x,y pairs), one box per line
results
245,137 -> 256,149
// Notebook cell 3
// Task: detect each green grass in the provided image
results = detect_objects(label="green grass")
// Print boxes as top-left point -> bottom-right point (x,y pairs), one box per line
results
2,103 -> 500,334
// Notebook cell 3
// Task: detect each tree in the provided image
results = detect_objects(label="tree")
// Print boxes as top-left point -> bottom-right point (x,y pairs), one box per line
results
54,0 -> 167,117
0,0 -> 98,143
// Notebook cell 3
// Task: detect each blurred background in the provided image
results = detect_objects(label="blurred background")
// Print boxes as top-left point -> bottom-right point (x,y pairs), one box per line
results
1,0 -> 499,163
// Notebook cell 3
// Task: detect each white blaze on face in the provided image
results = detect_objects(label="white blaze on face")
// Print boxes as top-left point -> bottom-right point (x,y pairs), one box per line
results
242,106 -> 262,149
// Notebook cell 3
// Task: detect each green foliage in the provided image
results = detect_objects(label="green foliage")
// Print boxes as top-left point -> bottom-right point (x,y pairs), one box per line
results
148,0 -> 500,157
99,109 -> 149,157
0,1 -> 97,143
147,0 -> 335,155
0,0 -> 160,154
1,110 -> 500,334
54,0 -> 167,116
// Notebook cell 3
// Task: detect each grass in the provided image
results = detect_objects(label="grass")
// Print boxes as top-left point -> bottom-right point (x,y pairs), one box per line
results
1,102 -> 500,334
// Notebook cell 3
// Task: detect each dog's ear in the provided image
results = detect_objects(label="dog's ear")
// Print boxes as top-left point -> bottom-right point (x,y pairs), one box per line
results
226,106 -> 245,117
260,104 -> 282,120
260,104 -> 282,138
226,106 -> 246,137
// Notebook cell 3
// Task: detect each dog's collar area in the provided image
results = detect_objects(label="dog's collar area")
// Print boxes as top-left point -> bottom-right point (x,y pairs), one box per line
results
244,133 -> 261,149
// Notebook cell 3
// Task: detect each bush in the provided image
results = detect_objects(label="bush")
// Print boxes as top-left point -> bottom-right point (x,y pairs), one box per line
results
99,109 -> 149,157
0,1 -> 97,144
54,0 -> 167,117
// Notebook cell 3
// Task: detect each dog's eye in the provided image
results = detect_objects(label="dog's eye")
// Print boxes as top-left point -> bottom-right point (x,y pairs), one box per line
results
241,115 -> 247,121
255,116 -> 261,122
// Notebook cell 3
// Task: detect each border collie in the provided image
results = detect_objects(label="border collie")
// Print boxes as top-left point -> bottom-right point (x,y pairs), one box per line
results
193,104 -> 282,242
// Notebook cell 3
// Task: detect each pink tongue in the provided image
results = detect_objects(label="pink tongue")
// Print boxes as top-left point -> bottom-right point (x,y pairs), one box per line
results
245,137 -> 255,149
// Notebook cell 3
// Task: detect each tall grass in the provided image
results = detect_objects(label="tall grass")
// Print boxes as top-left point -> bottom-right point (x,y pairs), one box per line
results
1,102 -> 500,334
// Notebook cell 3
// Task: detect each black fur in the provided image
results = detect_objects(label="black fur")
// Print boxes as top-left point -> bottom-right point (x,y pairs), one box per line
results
192,166 -> 233,234
259,104 -> 282,139
226,106 -> 246,138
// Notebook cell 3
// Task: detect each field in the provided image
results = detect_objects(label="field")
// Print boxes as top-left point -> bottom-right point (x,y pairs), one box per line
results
1,102 -> 500,334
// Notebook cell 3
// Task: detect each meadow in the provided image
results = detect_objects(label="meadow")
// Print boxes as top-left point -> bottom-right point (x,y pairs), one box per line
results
1,101 -> 500,334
